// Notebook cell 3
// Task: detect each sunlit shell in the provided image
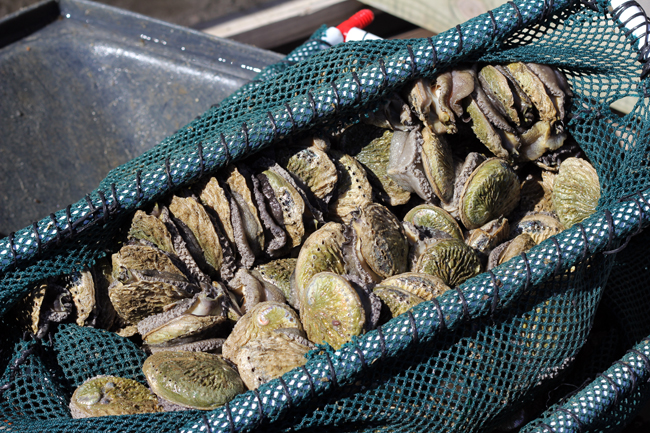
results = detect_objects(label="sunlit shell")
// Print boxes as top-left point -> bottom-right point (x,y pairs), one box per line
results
143,351 -> 244,410
488,233 -> 536,270
329,151 -> 373,223
421,126 -> 455,204
109,278 -> 193,325
404,204 -> 463,240
139,294 -> 228,346
466,217 -> 510,258
228,268 -> 285,313
479,65 -> 521,127
339,124 -> 411,206
111,245 -> 185,283
225,165 -> 265,256
495,64 -> 535,126
505,62 -> 559,127
293,222 -> 347,305
253,258 -> 297,302
128,210 -> 176,255
261,169 -> 306,248
222,301 -> 303,361
519,121 -> 566,161
552,157 -> 600,228
169,195 -> 225,278
413,239 -> 482,287
300,272 -> 365,350
373,285 -> 425,319
500,233 -> 537,265
198,177 -> 236,247
67,269 -> 96,327
380,272 -> 450,300
70,376 -> 161,418
281,145 -> 338,201
459,158 -> 521,230
511,212 -> 565,245
466,97 -> 511,159
351,203 -> 409,280
234,332 -> 310,390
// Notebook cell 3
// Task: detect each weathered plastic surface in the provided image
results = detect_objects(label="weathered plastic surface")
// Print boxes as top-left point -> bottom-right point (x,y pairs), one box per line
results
0,0 -> 283,235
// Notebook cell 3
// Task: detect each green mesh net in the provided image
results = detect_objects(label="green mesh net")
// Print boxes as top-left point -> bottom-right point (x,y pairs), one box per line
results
1,0 -> 650,432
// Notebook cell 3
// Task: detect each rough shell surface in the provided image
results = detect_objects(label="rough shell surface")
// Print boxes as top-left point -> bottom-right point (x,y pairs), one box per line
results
281,145 -> 338,201
128,210 -> 176,255
404,204 -> 463,240
351,203 -> 409,280
234,332 -> 310,390
413,239 -> 482,287
70,375 -> 161,418
511,213 -> 565,245
552,157 -> 600,228
373,285 -> 425,319
222,301 -> 303,361
380,272 -> 451,301
329,151 -> 374,223
143,351 -> 244,410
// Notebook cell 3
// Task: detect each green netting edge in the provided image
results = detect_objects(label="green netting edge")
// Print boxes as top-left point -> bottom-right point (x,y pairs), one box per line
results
522,334 -> 650,433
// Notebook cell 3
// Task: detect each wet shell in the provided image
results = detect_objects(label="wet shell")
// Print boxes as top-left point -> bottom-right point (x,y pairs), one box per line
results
421,126 -> 455,204
413,239 -> 482,287
169,195 -> 225,278
109,279 -> 193,325
373,285 -> 425,319
511,213 -> 565,245
329,151 -> 374,223
404,204 -> 463,240
67,269 -> 96,327
300,272 -> 365,350
499,233 -> 537,266
128,210 -> 176,255
293,222 -> 347,304
253,258 -> 297,302
198,177 -> 236,247
282,145 -> 338,201
222,301 -> 303,361
225,165 -> 265,256
552,157 -> 600,228
351,203 -> 409,280
139,294 -> 228,346
479,65 -> 521,127
143,351 -> 244,410
519,121 -> 566,161
111,245 -> 186,283
70,376 -> 161,418
380,272 -> 451,300
505,62 -> 559,126
466,217 -> 510,257
262,169 -> 306,248
235,332 -> 310,390
339,124 -> 411,206
459,158 -> 521,230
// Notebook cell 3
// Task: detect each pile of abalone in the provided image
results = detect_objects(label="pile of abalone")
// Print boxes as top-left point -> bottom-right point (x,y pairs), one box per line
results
8,62 -> 601,416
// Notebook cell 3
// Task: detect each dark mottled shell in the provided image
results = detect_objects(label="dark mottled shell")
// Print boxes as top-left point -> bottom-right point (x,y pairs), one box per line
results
373,285 -> 425,319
